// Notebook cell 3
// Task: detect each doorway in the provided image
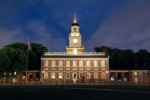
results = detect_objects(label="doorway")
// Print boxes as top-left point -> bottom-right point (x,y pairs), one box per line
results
72,72 -> 77,83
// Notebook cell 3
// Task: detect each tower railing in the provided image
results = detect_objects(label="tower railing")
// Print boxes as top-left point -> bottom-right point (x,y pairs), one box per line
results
44,52 -> 106,56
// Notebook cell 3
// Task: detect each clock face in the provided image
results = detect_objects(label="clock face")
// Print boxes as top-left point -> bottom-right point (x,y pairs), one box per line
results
73,39 -> 78,43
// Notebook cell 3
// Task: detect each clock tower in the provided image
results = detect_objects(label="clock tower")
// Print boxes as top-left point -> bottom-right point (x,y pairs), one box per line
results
66,12 -> 84,54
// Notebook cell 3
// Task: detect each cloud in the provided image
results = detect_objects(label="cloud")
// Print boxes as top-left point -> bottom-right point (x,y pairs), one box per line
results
0,20 -> 67,52
86,0 -> 150,52
28,20 -> 66,51
1,0 -> 150,52
0,27 -> 25,48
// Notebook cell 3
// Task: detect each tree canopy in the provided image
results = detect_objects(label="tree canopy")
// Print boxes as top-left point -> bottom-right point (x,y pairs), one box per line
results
95,46 -> 150,70
0,47 -> 27,77
5,42 -> 48,70
0,42 -> 48,77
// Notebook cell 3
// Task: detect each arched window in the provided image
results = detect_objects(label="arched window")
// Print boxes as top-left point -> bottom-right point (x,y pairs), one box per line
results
51,72 -> 55,79
59,73 -> 63,79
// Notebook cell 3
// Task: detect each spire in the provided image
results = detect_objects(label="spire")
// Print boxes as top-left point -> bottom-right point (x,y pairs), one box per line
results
73,11 -> 77,23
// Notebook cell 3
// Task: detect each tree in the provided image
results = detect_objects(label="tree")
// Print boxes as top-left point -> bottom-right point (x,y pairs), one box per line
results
94,46 -> 112,55
0,42 -> 48,81
94,46 -> 136,70
136,49 -> 150,68
0,47 -> 27,78
5,42 -> 48,70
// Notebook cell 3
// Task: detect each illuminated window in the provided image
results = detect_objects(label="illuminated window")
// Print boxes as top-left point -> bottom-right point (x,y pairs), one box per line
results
87,73 -> 91,79
52,61 -> 56,67
71,33 -> 75,36
51,72 -> 55,79
59,61 -> 63,67
101,61 -> 105,67
66,73 -> 70,79
44,72 -> 48,79
76,33 -> 79,36
111,77 -> 115,81
59,72 -> 63,79
134,72 -> 137,75
87,61 -> 91,67
73,61 -> 77,67
94,61 -> 98,67
66,61 -> 70,67
73,49 -> 77,55
79,61 -> 83,67
94,72 -> 98,79
101,72 -> 106,79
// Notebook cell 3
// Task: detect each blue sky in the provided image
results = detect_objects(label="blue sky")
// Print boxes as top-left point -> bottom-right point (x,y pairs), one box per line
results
0,0 -> 150,52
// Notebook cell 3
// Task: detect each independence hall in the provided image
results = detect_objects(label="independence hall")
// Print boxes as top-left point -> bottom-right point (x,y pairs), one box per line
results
41,13 -> 109,83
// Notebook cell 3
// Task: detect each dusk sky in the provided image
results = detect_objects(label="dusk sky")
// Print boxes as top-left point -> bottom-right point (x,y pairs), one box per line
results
0,0 -> 150,52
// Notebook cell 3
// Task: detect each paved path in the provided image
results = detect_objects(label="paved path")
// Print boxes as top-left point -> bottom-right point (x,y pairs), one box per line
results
68,87 -> 150,95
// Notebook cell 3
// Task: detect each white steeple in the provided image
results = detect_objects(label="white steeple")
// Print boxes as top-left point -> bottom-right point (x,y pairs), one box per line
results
73,12 -> 77,23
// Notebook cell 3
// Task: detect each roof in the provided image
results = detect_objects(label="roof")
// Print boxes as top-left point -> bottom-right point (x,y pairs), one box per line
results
71,23 -> 79,26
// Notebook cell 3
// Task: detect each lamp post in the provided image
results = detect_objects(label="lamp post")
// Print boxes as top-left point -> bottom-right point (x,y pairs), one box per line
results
105,70 -> 109,84
42,70 -> 45,82
13,72 -> 16,84
9,72 -> 11,85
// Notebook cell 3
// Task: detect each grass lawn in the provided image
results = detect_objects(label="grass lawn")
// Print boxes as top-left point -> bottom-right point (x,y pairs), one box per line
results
0,85 -> 150,100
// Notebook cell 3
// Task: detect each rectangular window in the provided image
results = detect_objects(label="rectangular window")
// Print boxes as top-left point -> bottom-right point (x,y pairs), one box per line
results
52,61 -> 56,67
94,61 -> 98,67
51,72 -> 55,79
101,61 -> 105,67
66,73 -> 70,79
94,72 -> 98,79
66,61 -> 70,67
79,61 -> 83,67
59,72 -> 63,79
101,72 -> 106,79
48,61 -> 51,67
73,61 -> 77,67
44,60 -> 48,67
59,61 -> 63,67
87,61 -> 91,67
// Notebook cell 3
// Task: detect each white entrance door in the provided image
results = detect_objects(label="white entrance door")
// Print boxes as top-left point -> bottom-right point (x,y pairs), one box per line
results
72,72 -> 77,83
